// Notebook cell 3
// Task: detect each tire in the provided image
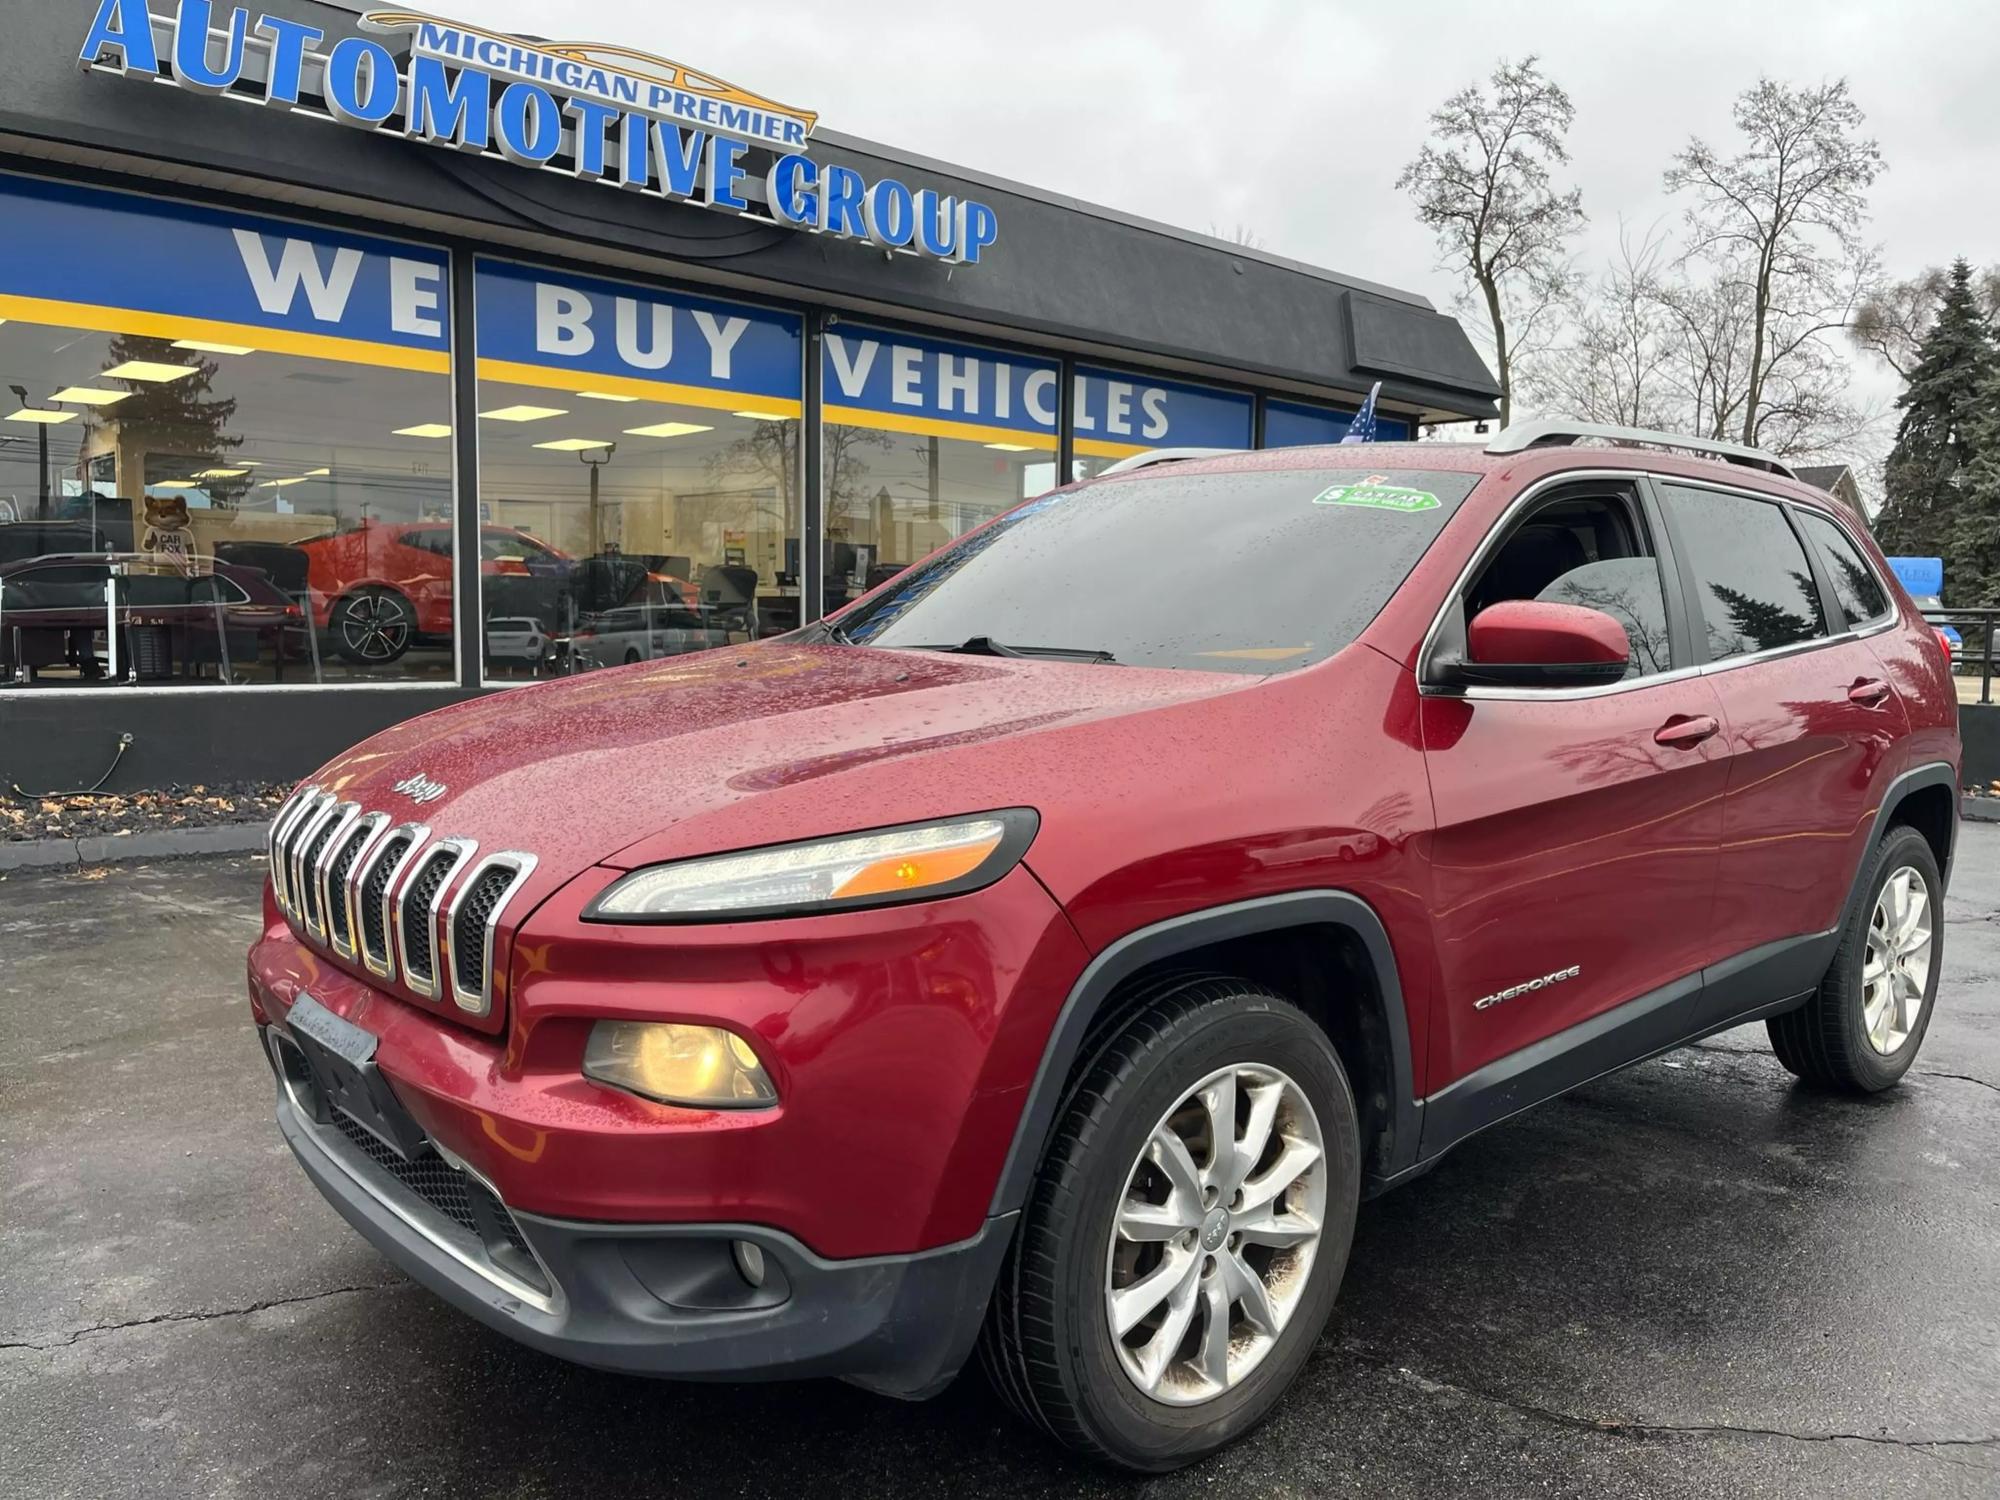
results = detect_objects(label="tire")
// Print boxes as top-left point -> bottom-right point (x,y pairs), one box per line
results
329,587 -> 416,666
980,975 -> 1361,1471
1768,823 -> 1942,1092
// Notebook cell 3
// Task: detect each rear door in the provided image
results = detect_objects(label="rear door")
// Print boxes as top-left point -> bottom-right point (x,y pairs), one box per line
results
1419,476 -> 1732,1094
1652,481 -> 1908,1025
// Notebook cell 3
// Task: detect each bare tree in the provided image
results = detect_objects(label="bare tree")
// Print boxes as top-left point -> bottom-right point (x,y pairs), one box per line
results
1397,56 -> 1586,426
1208,222 -> 1264,251
1528,222 -> 1679,428
1851,264 -> 2000,377
1663,77 -> 1884,447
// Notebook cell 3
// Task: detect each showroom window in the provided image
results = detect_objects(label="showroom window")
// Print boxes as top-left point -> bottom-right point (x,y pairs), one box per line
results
472,260 -> 804,680
1070,366 -> 1252,480
1263,397 -> 1412,447
0,174 -> 456,688
821,324 -> 1058,608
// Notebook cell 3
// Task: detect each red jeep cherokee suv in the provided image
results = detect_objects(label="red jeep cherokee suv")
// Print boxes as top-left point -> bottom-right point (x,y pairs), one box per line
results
249,426 -> 1958,1470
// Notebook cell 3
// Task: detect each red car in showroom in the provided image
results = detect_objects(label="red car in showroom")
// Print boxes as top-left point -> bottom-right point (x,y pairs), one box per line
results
250,424 -> 1958,1470
294,520 -> 571,664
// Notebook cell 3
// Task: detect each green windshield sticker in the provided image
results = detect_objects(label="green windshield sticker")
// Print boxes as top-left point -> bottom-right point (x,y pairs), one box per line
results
1313,480 -> 1441,513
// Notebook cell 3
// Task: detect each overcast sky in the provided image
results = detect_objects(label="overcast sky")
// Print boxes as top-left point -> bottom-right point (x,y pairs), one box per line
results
456,0 -> 1999,431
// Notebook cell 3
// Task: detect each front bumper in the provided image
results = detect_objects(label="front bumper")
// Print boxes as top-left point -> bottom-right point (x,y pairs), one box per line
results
270,1038 -> 1014,1397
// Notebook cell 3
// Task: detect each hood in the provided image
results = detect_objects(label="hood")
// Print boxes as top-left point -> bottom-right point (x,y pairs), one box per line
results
310,643 -> 1251,885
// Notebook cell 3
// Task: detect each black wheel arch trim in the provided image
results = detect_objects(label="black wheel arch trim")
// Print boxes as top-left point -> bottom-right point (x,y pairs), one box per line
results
1844,760 -> 1958,917
989,889 -> 1420,1218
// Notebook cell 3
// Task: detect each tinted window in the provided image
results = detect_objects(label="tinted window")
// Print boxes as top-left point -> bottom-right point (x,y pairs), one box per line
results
1796,511 -> 1891,628
837,467 -> 1482,675
1538,559 -> 1672,678
1659,485 -> 1826,660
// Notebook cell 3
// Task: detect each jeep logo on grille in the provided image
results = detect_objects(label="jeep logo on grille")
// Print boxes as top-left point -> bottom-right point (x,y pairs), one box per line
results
392,772 -> 448,806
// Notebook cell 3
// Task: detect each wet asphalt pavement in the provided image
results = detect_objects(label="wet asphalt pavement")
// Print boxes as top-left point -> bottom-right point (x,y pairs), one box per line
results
3,838 -> 1998,1499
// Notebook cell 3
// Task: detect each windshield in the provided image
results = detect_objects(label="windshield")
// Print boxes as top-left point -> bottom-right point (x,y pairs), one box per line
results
834,466 -> 1481,674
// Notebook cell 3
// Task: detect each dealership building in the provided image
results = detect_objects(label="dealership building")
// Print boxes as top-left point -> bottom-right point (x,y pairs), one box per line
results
0,0 -> 1498,793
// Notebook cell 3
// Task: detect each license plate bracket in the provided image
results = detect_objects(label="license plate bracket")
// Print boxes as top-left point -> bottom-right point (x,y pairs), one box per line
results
286,994 -> 429,1160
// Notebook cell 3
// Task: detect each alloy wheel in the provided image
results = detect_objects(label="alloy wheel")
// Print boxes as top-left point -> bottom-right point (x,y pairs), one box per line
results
1863,865 -> 1932,1055
1104,1062 -> 1326,1405
340,593 -> 412,662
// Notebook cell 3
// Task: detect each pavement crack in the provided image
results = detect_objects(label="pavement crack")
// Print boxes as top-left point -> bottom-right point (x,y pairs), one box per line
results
1390,1367 -> 1999,1461
1918,1069 -> 2000,1096
0,1281 -> 400,1352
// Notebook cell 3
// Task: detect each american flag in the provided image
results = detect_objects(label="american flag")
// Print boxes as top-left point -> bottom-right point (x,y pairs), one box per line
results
1340,382 -> 1383,444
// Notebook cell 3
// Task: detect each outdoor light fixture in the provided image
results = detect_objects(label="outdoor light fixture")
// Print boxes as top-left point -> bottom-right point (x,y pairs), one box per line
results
623,422 -> 714,439
480,405 -> 568,422
395,423 -> 453,438
172,339 -> 256,355
50,386 -> 130,406
535,437 -> 618,451
102,360 -> 201,382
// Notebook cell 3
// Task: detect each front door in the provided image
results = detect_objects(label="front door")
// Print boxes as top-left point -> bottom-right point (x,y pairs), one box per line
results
1419,480 -> 1733,1102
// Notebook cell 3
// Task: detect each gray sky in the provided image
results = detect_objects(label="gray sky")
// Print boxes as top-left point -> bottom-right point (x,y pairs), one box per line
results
457,0 -> 2000,429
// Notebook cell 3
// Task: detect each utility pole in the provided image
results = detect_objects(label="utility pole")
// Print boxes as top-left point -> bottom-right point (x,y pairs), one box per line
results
8,385 -> 51,518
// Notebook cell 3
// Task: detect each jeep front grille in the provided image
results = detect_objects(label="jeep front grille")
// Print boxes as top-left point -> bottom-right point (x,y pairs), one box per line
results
266,793 -> 537,1022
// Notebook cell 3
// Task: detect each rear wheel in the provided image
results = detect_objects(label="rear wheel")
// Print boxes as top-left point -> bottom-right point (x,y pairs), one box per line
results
1768,823 -> 1942,1092
981,976 -> 1360,1471
329,587 -> 415,665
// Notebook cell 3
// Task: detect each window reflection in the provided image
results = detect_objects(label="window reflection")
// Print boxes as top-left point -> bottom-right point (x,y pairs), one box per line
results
1,321 -> 454,687
1658,485 -> 1828,660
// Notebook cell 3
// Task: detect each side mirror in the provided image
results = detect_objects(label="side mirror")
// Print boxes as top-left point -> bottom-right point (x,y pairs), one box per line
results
1452,599 -> 1630,689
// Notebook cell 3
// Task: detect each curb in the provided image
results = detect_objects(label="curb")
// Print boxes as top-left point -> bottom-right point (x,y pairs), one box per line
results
1963,796 -> 2000,824
0,822 -> 267,872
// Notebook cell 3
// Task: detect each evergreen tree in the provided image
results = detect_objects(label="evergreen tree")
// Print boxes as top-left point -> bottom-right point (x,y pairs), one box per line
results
1873,260 -> 1997,568
1947,359 -> 2000,606
101,334 -> 244,506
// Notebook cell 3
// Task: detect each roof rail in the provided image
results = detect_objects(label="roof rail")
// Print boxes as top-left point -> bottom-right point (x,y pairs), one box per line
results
1485,420 -> 1798,480
1095,447 -> 1241,476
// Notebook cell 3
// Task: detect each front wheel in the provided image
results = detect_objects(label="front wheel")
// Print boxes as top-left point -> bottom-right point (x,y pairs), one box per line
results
1768,823 -> 1943,1092
981,976 -> 1360,1471
329,587 -> 416,666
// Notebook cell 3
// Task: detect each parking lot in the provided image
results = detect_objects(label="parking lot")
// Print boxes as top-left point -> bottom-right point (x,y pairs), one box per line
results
3,837 -> 1997,1499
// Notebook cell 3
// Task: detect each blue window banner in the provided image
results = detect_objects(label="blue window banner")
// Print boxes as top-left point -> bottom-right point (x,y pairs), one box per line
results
821,325 -> 1059,449
0,172 -> 450,373
1264,397 -> 1412,447
1073,367 -> 1253,459
474,259 -> 803,415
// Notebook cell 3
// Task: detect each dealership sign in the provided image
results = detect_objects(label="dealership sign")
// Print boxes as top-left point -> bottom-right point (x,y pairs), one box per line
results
76,1 -> 1001,264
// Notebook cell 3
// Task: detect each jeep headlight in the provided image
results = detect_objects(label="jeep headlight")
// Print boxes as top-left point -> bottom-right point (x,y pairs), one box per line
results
585,810 -> 1037,922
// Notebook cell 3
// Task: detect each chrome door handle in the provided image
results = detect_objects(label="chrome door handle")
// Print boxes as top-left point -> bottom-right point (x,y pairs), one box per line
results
1848,679 -> 1892,707
1654,714 -> 1720,749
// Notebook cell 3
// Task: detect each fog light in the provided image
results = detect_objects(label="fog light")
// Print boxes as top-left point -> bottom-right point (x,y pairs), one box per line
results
582,1022 -> 777,1108
733,1239 -> 767,1288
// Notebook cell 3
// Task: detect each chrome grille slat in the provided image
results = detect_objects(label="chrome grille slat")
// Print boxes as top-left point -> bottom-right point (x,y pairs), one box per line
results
303,802 -> 362,942
325,812 -> 390,960
398,837 -> 476,1000
444,853 -> 538,1017
287,795 -> 341,929
267,786 -> 321,917
358,823 -> 427,979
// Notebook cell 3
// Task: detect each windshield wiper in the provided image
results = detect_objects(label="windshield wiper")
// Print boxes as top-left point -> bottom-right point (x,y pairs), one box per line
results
905,636 -> 1118,664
